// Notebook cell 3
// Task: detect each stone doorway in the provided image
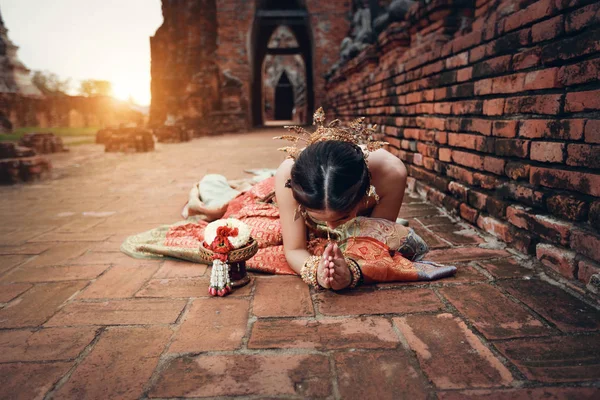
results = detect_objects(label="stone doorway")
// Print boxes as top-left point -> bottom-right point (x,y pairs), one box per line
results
274,71 -> 294,120
250,0 -> 314,126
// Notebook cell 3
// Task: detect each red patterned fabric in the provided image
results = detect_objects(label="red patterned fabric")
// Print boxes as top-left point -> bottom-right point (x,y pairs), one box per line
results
163,176 -> 439,281
165,177 -> 295,274
343,236 -> 419,283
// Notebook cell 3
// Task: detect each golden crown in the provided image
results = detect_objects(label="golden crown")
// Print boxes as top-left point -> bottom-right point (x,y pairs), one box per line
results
273,107 -> 388,160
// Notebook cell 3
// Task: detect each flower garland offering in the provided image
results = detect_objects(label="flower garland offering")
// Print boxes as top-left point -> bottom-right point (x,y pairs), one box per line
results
203,218 -> 251,297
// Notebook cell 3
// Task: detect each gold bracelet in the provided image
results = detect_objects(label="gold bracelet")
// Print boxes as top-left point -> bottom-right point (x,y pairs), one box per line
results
344,257 -> 362,288
300,255 -> 323,289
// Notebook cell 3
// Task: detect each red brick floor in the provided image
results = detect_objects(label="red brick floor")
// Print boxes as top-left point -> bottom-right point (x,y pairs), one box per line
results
0,129 -> 599,399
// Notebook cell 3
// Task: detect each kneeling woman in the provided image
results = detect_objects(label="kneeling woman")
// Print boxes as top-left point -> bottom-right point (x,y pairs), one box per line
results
275,109 -> 451,290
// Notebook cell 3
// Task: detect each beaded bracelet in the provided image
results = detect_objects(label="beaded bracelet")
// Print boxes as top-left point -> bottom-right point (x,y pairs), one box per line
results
344,257 -> 362,289
300,255 -> 323,289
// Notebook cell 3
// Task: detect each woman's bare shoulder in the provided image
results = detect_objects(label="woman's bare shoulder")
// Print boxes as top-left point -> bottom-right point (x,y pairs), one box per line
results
275,158 -> 294,188
369,149 -> 405,173
369,149 -> 407,189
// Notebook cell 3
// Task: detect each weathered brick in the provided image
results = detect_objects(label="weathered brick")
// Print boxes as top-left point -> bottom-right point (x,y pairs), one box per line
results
446,52 -> 469,69
20,243 -> 90,268
0,264 -> 107,284
503,182 -> 545,207
439,147 -> 452,161
153,259 -> 207,278
477,214 -> 511,241
585,119 -> 600,143
468,118 -> 493,135
512,47 -> 541,70
46,298 -> 186,326
530,141 -> 565,163
55,326 -> 172,399
0,362 -> 72,400
578,258 -> 600,285
524,67 -> 560,90
505,161 -> 530,180
495,138 -> 530,158
492,120 -> 518,138
532,14 -> 564,42
78,264 -> 158,299
460,203 -> 479,223
530,166 -> 600,196
448,181 -> 469,202
483,98 -> 505,115
138,277 -> 238,297
478,257 -> 534,278
565,1 -> 600,33
503,0 -> 556,32
0,327 -> 96,363
565,89 -> 600,112
473,55 -> 512,79
570,229 -> 600,262
0,281 -> 86,328
491,73 -> 525,94
505,94 -> 562,115
335,351 -> 430,400
558,58 -> 600,86
439,387 -> 600,399
169,297 -> 249,353
470,44 -> 487,62
440,284 -> 550,339
151,354 -> 332,398
253,276 -> 313,317
500,279 -> 600,332
317,288 -> 442,316
490,27 -> 532,55
541,28 -> 600,62
427,248 -> 510,263
566,144 -> 600,168
0,283 -> 31,302
536,243 -> 578,278
456,67 -> 473,82
546,194 -> 589,221
494,334 -> 600,382
590,200 -> 600,226
452,150 -> 485,170
248,317 -> 398,350
448,133 -> 492,152
394,314 -> 513,389
435,131 -> 448,144
452,100 -> 483,115
487,196 -> 510,218
507,205 -> 572,245
483,156 -> 506,175
468,189 -> 489,210
518,119 -> 584,140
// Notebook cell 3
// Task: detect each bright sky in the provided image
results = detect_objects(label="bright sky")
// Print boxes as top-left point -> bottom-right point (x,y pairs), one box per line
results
0,0 -> 163,105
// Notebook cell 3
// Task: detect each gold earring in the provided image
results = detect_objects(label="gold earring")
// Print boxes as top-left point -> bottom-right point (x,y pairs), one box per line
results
293,204 -> 303,221
368,185 -> 380,204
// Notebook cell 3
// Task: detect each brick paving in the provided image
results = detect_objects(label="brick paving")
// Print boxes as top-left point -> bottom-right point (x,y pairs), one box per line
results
0,129 -> 599,399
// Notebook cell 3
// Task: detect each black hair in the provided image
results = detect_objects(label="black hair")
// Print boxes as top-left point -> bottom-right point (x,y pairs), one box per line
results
290,141 -> 370,213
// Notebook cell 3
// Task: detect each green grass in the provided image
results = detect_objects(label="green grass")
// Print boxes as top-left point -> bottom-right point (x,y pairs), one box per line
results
0,127 -> 100,143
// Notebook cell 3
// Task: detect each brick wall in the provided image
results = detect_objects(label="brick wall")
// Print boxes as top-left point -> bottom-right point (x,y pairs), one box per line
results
324,0 -> 600,292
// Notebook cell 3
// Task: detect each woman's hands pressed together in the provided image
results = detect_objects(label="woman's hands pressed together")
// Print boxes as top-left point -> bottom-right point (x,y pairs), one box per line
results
316,242 -> 353,290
